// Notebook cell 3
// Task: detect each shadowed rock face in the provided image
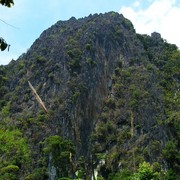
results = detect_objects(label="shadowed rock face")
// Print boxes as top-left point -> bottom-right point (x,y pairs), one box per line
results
0,11 -> 179,179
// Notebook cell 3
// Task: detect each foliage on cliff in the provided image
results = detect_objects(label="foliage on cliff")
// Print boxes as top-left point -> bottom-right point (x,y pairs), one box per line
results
0,12 -> 179,179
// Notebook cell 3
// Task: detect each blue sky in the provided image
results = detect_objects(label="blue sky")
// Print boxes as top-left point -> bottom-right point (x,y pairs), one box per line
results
0,0 -> 180,65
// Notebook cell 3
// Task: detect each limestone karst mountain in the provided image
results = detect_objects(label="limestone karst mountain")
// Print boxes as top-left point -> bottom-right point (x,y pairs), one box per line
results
0,12 -> 179,179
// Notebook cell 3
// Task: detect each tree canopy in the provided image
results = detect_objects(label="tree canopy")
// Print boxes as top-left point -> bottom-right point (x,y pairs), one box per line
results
0,0 -> 14,7
0,0 -> 14,51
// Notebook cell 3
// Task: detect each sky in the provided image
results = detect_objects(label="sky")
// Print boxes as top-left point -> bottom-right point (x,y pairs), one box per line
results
0,0 -> 180,65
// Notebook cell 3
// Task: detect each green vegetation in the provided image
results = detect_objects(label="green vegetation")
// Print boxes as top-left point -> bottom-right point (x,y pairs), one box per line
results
0,165 -> 19,180
0,0 -> 14,51
0,12 -> 179,179
0,129 -> 30,179
91,32 -> 180,179
43,135 -> 75,178
0,0 -> 14,7
134,162 -> 160,179
163,141 -> 180,173
67,46 -> 82,74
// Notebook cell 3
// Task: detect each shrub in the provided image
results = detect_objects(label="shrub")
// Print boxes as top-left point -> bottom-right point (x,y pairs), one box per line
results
86,43 -> 92,50
134,162 -> 160,180
0,164 -> 19,180
162,141 -> 179,170
24,167 -> 48,180
0,129 -> 30,169
43,135 -> 75,178
0,165 -> 19,174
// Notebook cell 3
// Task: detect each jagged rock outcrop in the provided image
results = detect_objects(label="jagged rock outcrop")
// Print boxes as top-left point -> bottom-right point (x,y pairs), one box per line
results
0,12 -> 179,179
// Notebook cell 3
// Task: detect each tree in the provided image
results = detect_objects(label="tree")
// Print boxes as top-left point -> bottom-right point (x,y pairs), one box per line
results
0,0 -> 14,7
43,135 -> 75,178
135,162 -> 160,180
162,141 -> 180,171
0,38 -> 10,51
0,0 -> 14,51
0,129 -> 30,179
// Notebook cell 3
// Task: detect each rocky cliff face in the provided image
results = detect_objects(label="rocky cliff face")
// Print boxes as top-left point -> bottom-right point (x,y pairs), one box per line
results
0,12 -> 179,179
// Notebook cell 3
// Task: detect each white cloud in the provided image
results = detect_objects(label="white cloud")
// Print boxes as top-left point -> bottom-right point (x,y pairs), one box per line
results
119,0 -> 180,48
133,1 -> 141,7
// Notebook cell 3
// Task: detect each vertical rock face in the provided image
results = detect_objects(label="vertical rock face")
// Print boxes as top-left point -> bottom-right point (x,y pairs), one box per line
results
0,12 -> 179,179
22,12 -> 146,157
